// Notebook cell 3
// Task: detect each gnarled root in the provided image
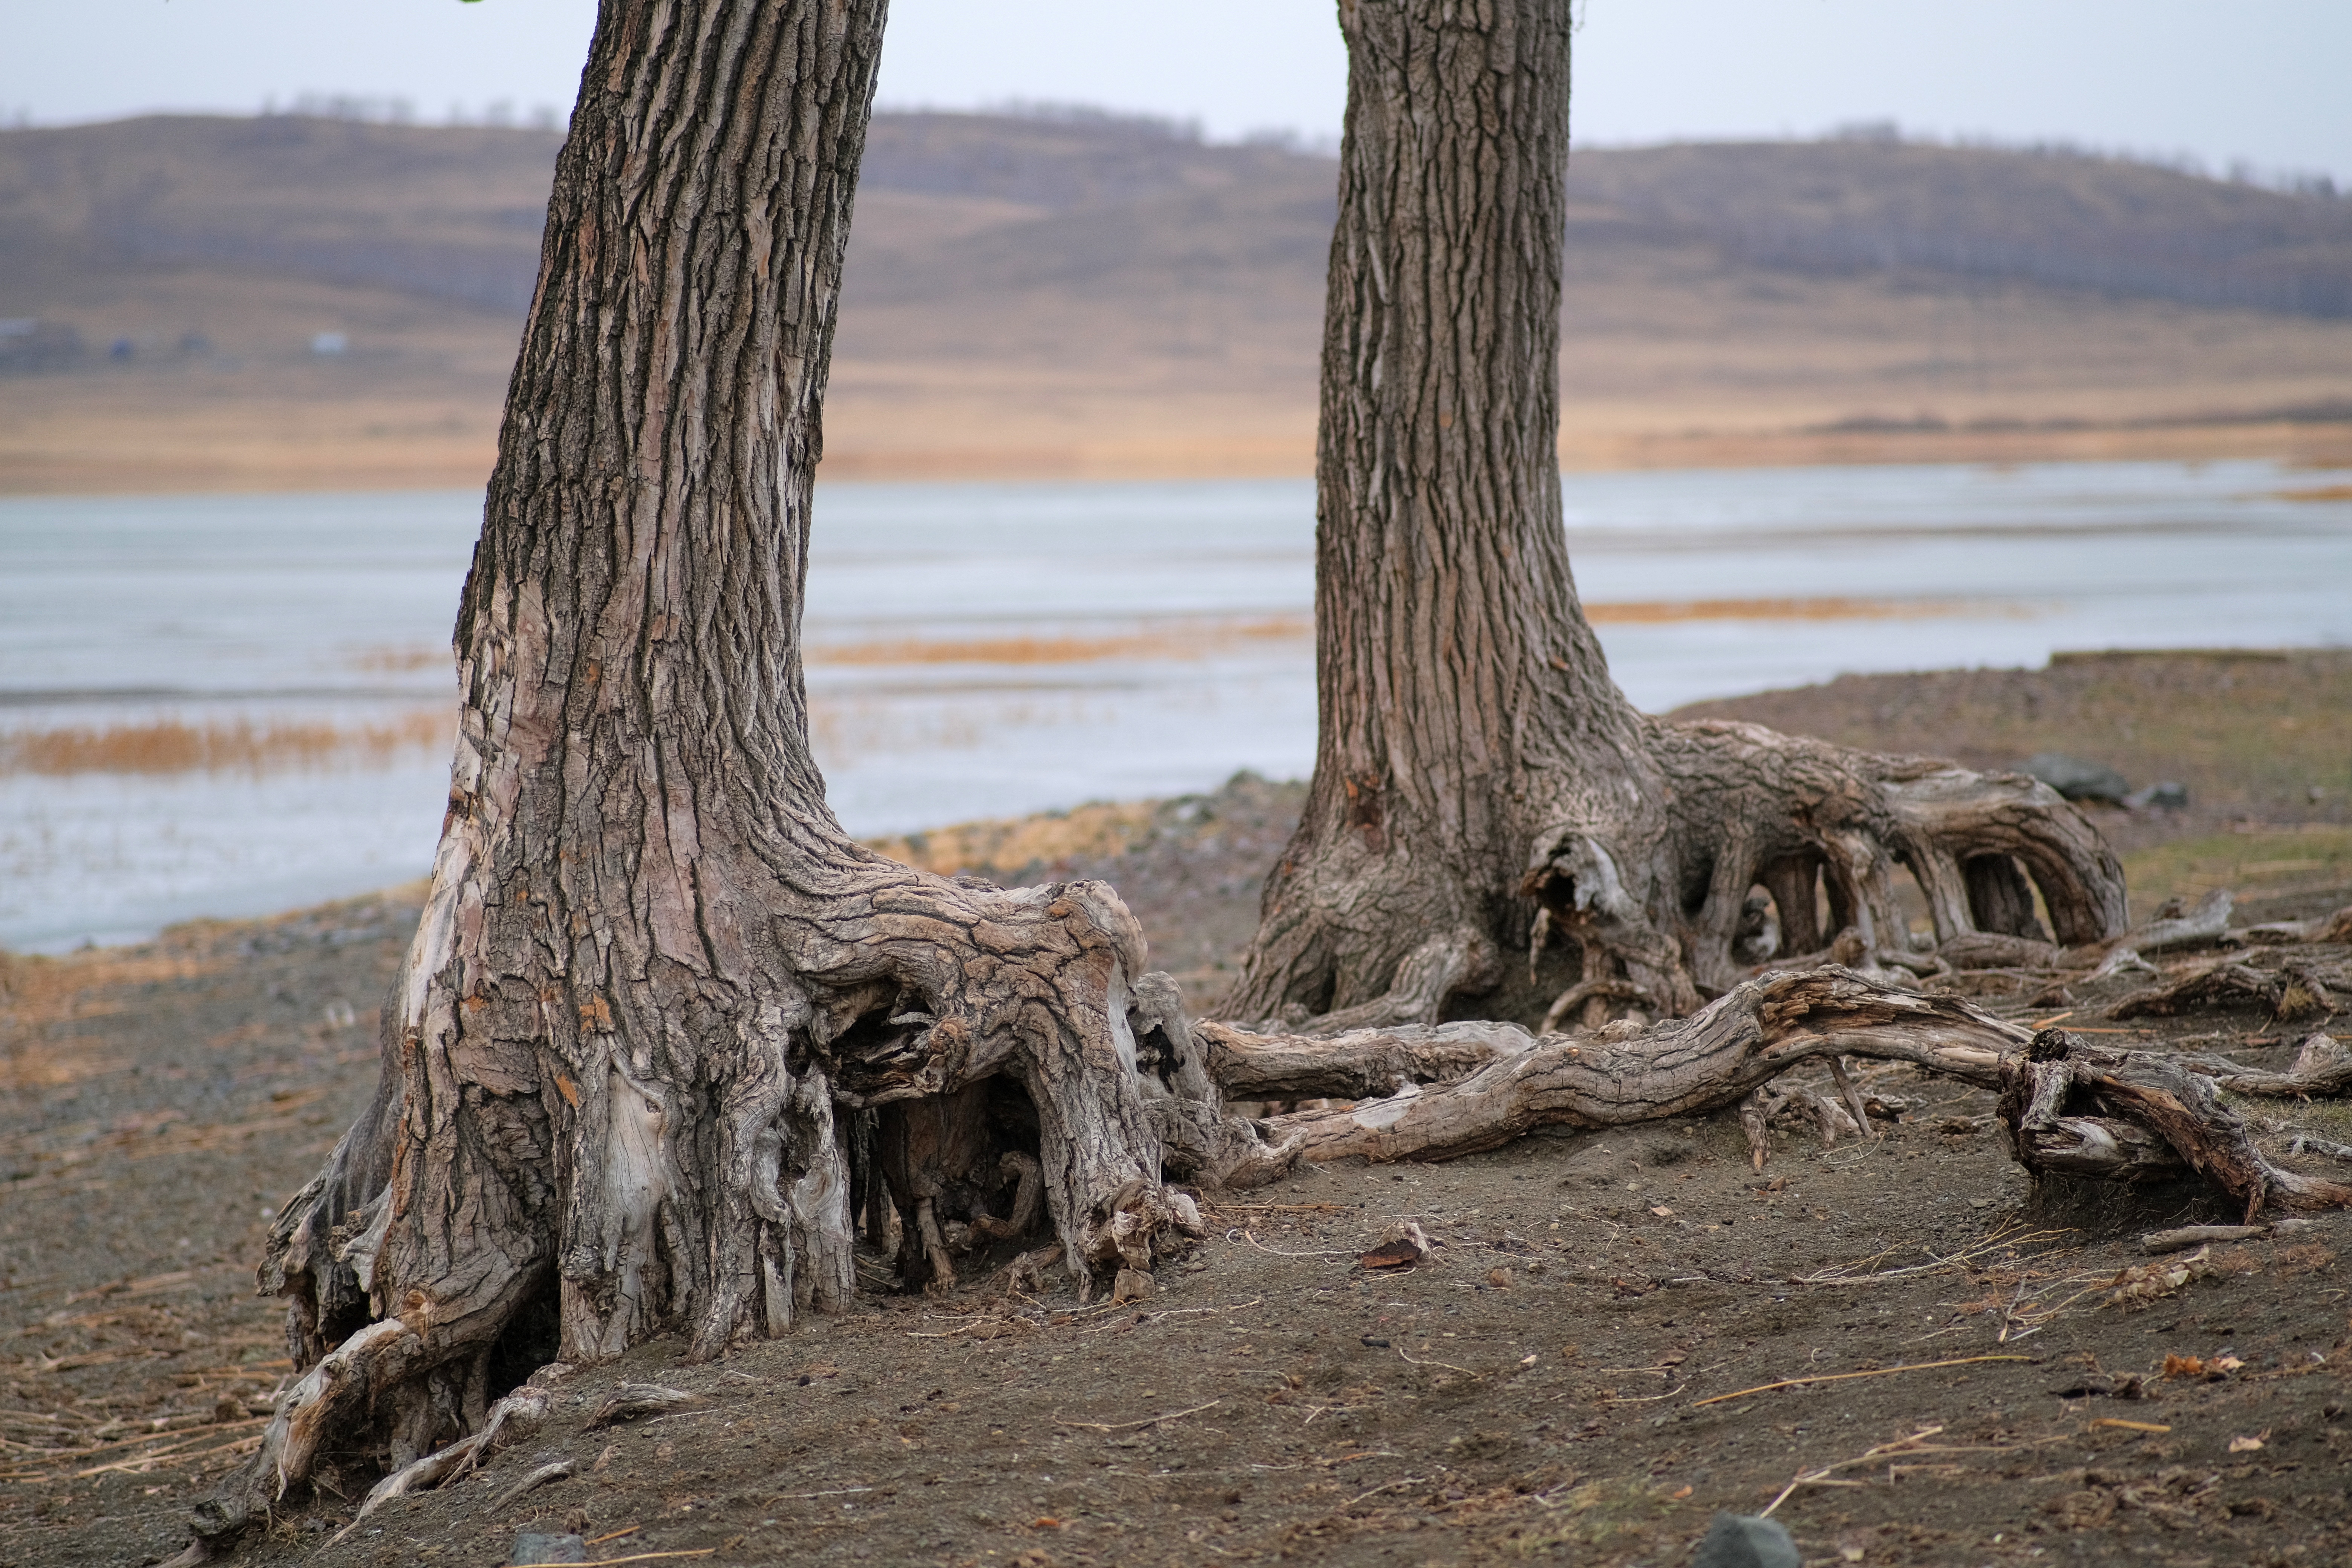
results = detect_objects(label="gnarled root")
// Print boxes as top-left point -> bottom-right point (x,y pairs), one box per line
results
325,1378 -> 556,1543
196,875 -> 1198,1555
1210,966 -> 2023,1165
1524,722 -> 2130,1009
1231,720 -> 2127,1044
1998,1030 -> 2352,1217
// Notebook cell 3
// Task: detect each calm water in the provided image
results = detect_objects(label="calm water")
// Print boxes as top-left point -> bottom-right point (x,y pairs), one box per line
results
3,460 -> 2347,951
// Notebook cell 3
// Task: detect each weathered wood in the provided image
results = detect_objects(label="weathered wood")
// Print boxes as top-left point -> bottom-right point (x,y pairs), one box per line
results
2184,1032 -> 2352,1098
1220,968 -> 2024,1165
1995,1030 -> 2352,1217
2099,889 -> 2235,957
2141,1223 -> 2271,1254
2109,959 -> 2275,1018
1224,0 -> 2128,1033
1194,1017 -> 1535,1101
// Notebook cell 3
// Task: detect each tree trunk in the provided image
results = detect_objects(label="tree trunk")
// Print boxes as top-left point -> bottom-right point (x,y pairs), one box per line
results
185,2 -> 1228,1550
1225,0 -> 2125,1032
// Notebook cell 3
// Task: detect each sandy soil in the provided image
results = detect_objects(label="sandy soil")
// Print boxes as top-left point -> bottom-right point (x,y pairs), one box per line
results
4,657 -> 2349,1568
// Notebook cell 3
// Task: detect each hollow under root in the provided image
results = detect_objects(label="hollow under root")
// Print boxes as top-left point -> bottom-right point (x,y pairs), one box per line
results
1525,721 -> 2130,1009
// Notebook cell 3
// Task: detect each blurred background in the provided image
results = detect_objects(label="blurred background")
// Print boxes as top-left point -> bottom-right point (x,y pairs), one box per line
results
2,0 -> 2348,949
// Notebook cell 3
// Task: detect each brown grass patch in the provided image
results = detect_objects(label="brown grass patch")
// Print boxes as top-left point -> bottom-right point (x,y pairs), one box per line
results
346,645 -> 450,674
0,711 -> 452,776
808,600 -> 1990,671
0,950 -> 215,1087
1585,596 -> 2000,625
2122,825 -> 2352,910
866,800 -> 1159,877
2271,484 -> 2352,502
810,617 -> 1308,668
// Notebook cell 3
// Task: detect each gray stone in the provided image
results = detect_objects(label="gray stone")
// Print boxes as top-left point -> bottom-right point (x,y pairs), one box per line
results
2017,752 -> 2130,804
2124,780 -> 2189,810
1691,1511 -> 1801,1568
510,1534 -> 587,1565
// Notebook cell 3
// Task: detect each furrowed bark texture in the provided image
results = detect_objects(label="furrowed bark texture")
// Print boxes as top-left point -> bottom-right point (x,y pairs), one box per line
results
194,0 -> 1190,1548
1225,0 -> 2125,1033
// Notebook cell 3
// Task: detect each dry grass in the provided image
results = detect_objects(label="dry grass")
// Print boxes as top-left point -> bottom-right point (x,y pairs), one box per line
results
2121,825 -> 2352,912
1586,596 -> 2001,626
0,711 -> 451,776
346,645 -> 451,674
810,617 -> 1307,667
806,600 -> 1994,675
865,800 -> 1161,878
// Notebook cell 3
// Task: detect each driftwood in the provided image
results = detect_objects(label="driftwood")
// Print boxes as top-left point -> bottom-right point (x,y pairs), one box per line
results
1206,968 -> 2021,1166
1939,931 -> 2066,971
2185,1032 -> 2352,1098
2109,890 -> 2237,956
2109,954 -> 2342,1022
2141,1223 -> 2272,1254
2109,960 -> 2277,1019
1996,1030 -> 2352,1217
1194,1018 -> 1536,1101
2242,903 -> 2352,946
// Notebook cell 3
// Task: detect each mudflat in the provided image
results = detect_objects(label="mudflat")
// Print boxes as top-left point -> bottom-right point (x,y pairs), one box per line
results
3,652 -> 2348,1567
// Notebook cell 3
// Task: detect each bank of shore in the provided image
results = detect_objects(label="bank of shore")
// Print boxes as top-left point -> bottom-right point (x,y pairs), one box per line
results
3,651 -> 2349,1567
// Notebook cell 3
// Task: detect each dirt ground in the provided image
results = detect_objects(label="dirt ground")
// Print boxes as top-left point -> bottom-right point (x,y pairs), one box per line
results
4,654 -> 2349,1568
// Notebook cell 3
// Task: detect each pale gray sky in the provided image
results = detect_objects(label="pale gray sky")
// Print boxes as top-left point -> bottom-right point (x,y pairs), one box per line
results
7,1 -> 2347,183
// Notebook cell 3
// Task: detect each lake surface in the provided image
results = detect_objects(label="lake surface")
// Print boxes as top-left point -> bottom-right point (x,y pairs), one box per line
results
3,459 -> 2347,951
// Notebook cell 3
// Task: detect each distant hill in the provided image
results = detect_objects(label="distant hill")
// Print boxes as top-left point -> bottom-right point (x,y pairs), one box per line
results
6,111 -> 2345,324
3,110 -> 2348,491
1570,139 -> 2352,320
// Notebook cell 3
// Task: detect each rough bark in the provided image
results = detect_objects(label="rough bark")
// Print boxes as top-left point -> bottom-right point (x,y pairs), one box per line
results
1224,0 -> 2126,1033
186,2 -> 1215,1551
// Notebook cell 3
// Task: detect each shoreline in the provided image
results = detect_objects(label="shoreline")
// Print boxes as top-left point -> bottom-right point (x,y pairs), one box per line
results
4,409 -> 2348,498
11,649 -> 2348,964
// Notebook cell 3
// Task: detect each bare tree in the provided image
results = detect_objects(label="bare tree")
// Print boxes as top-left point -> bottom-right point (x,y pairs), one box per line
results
1223,0 -> 2125,1035
184,1 -> 1252,1551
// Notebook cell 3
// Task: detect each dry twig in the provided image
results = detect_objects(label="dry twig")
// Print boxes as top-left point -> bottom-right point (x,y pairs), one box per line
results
1694,1355 -> 2037,1408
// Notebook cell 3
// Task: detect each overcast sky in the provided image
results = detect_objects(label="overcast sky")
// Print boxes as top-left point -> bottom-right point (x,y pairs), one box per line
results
8,0 -> 2347,183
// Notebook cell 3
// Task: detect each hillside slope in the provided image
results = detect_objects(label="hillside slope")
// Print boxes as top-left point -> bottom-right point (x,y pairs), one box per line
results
3,112 -> 2347,490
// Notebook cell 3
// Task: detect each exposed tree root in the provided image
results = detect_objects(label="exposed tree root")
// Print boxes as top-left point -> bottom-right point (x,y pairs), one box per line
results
1518,725 -> 2131,1014
1193,1017 -> 1537,1102
1199,969 -> 2352,1223
1998,1030 -> 2352,1216
1208,967 -> 2021,1165
1236,722 -> 2131,1042
203,866 -> 1241,1553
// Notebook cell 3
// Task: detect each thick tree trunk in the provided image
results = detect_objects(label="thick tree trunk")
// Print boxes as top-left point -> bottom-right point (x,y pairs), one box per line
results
1225,0 -> 2125,1032
186,2 -> 1222,1551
